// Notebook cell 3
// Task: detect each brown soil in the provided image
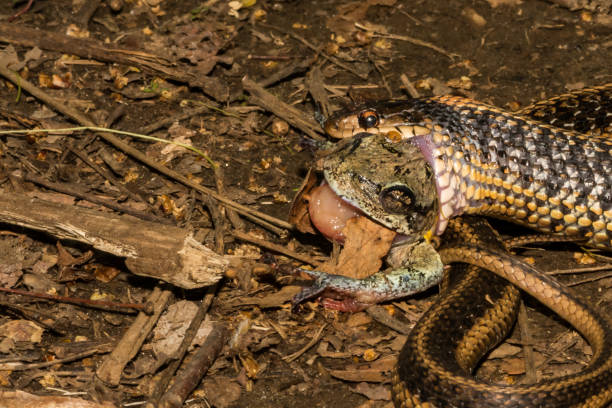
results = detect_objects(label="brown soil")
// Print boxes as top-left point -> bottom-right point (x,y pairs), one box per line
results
0,1 -> 610,407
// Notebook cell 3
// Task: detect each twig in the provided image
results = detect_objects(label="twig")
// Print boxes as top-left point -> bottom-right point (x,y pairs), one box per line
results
369,57 -> 393,98
0,301 -> 68,336
73,0 -> 102,27
534,332 -> 582,370
17,370 -> 93,389
518,302 -> 537,384
232,230 -> 316,265
248,54 -> 295,60
400,74 -> 421,98
140,105 -> 212,135
306,65 -> 332,118
567,272 -> 612,286
353,21 -> 458,61
66,143 -> 147,204
157,322 -> 229,408
0,287 -> 150,314
261,24 -> 368,80
23,173 -> 163,223
282,323 -> 327,363
0,344 -> 113,371
366,305 -> 414,335
397,9 -> 423,26
258,55 -> 316,88
8,0 -> 34,22
546,264 -> 612,275
96,287 -> 173,385
212,165 -> 245,233
376,32 -> 457,60
243,76 -> 325,141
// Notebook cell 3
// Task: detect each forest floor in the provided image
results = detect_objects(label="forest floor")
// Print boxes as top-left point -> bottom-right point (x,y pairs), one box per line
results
0,0 -> 610,407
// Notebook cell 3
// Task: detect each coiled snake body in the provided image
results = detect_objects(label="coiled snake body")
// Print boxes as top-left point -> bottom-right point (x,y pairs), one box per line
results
319,85 -> 612,407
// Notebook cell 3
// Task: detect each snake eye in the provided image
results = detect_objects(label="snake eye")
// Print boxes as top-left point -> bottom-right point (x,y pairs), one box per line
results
379,185 -> 415,214
358,110 -> 380,129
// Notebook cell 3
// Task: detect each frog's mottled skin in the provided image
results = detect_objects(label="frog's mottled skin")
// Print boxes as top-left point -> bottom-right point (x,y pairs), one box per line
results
322,133 -> 439,238
295,134 -> 444,309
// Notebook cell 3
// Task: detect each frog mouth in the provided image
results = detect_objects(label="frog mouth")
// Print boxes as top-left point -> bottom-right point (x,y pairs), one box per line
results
308,181 -> 414,246
307,181 -> 364,243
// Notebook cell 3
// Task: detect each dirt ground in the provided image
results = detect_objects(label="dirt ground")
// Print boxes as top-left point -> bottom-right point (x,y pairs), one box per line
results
0,0 -> 610,407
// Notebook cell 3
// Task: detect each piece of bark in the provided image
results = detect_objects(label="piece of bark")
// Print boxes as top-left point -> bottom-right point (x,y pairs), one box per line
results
0,390 -> 116,408
0,192 -> 227,289
96,288 -> 172,386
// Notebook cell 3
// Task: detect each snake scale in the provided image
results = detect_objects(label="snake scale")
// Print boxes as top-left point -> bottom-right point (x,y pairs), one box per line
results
314,85 -> 612,407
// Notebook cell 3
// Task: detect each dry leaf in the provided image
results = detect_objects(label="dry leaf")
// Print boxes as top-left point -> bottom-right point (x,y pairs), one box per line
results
327,366 -> 388,382
0,263 -> 23,288
318,216 -> 396,279
346,312 -> 373,327
232,285 -> 303,308
201,376 -> 241,408
89,265 -> 121,283
0,320 -> 44,343
488,343 -> 521,359
499,357 -> 525,375
573,252 -> 596,264
353,382 -> 392,401
288,168 -> 319,234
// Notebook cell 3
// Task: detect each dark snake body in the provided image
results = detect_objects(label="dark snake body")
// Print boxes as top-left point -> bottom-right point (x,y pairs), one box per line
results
321,85 -> 612,407
325,84 -> 612,249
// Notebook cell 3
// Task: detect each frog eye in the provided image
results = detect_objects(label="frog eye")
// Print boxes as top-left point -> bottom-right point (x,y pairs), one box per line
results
379,185 -> 415,214
358,110 -> 380,129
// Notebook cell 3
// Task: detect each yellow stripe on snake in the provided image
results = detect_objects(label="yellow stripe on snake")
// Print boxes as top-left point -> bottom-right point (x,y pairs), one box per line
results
304,85 -> 612,407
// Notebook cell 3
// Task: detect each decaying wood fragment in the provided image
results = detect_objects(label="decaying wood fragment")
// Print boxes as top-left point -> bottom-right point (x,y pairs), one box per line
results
0,192 -> 227,289
96,288 -> 173,385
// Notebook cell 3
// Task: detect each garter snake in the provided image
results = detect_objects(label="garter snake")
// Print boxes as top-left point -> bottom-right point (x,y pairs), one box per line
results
316,85 -> 612,407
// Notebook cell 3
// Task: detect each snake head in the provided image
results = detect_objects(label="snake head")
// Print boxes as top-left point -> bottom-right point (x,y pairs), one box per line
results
323,99 -> 428,139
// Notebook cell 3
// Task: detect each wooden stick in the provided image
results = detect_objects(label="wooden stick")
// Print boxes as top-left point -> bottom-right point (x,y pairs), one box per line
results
518,302 -> 537,384
0,192 -> 227,289
23,174 -> 162,223
157,322 -> 228,408
96,288 -> 172,385
243,76 -> 325,141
